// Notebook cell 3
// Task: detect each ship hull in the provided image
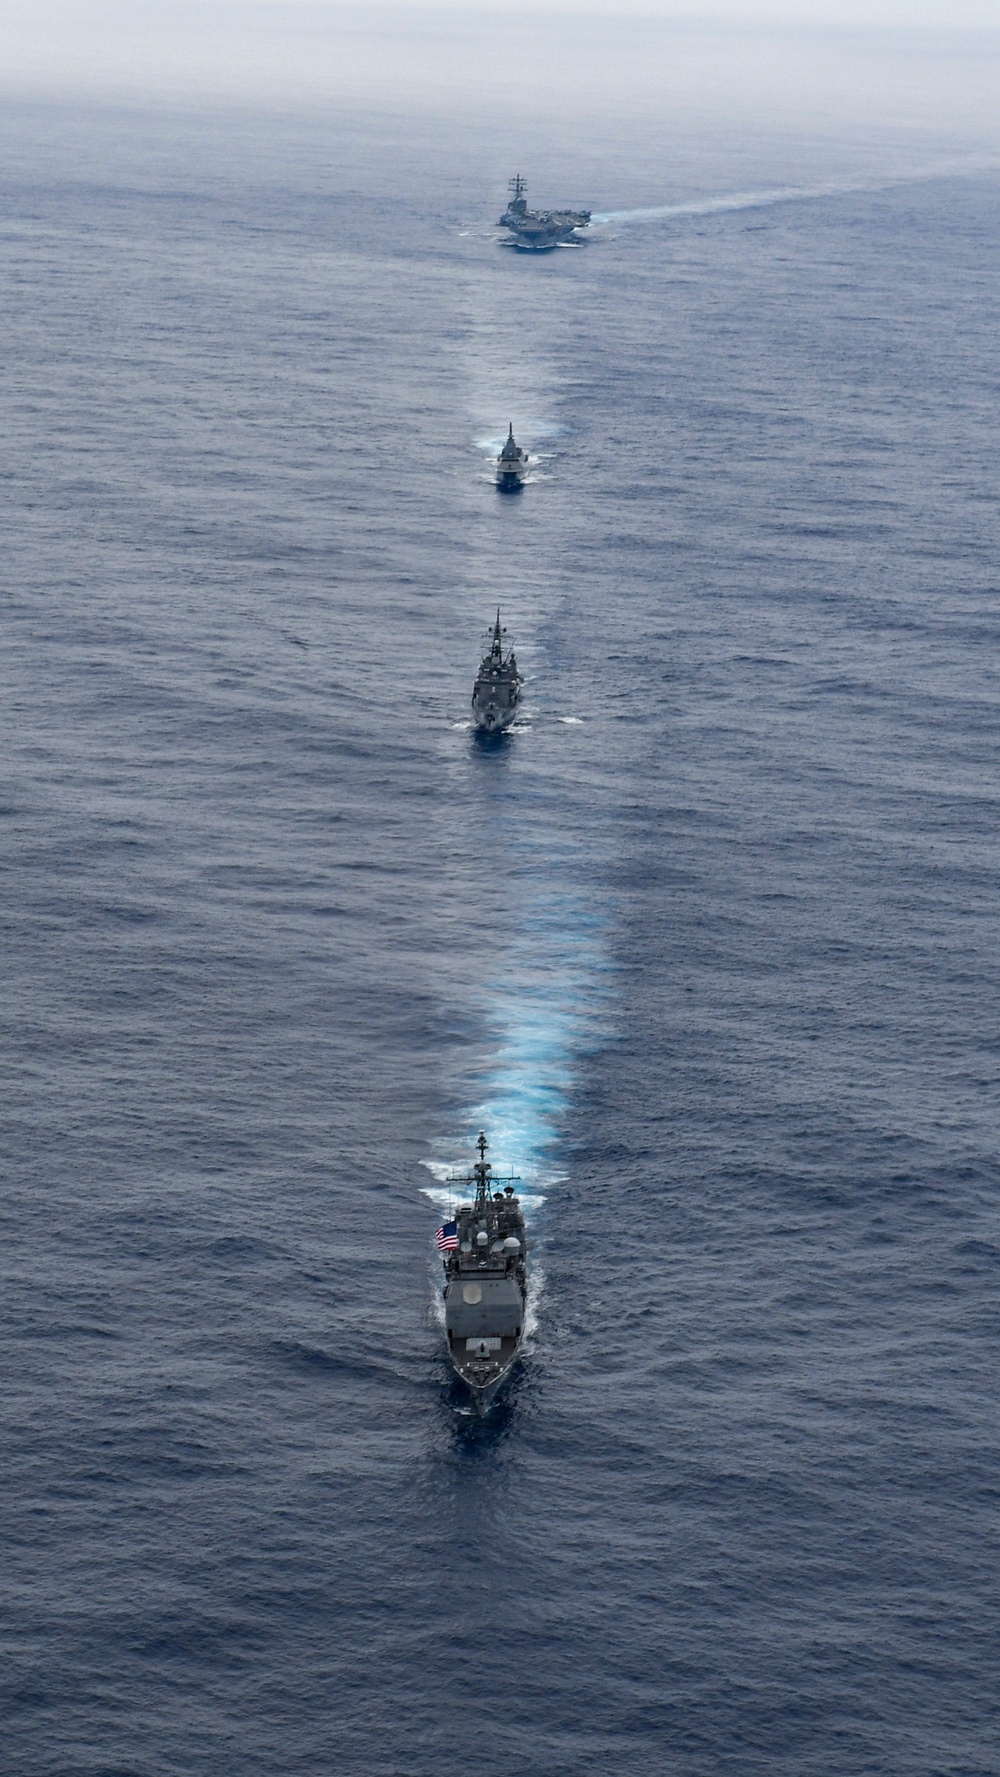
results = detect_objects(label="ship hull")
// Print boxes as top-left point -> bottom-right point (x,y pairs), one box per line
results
473,702 -> 517,734
447,1331 -> 523,1396
503,234 -> 573,252
444,1266 -> 526,1395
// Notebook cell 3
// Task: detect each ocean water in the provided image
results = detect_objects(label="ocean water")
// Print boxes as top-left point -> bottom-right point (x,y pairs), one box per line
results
2,96 -> 1000,1777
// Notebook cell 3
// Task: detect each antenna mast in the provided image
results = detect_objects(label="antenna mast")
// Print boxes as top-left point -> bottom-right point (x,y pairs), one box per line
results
473,1130 -> 492,1207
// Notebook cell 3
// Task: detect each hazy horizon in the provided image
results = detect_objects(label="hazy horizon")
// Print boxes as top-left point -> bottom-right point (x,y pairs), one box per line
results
1,3 -> 999,150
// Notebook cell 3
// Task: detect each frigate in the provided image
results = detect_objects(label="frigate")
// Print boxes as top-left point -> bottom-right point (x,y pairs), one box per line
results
472,610 -> 521,734
438,1132 -> 527,1397
498,174 -> 591,251
496,423 -> 529,490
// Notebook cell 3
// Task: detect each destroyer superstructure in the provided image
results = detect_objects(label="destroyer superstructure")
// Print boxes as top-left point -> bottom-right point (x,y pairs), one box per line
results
472,610 -> 521,734
498,174 -> 591,251
439,1132 -> 527,1395
497,423 -> 529,490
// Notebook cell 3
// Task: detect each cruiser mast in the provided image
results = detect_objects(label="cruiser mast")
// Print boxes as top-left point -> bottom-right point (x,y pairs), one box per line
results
472,1129 -> 492,1207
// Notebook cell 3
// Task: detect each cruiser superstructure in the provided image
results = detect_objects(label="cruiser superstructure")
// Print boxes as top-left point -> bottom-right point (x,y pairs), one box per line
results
440,1132 -> 528,1395
498,175 -> 591,252
472,610 -> 521,734
497,423 -> 529,490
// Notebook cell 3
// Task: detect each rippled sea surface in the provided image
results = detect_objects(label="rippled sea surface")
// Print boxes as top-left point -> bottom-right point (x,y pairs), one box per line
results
3,99 -> 999,1776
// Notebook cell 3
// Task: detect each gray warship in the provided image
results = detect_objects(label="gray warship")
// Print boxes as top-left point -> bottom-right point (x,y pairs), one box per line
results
439,1132 -> 528,1396
472,610 -> 521,734
497,422 -> 529,490
498,174 -> 591,251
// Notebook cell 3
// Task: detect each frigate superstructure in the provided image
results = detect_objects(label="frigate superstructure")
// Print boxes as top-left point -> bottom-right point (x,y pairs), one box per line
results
472,610 -> 521,734
497,422 -> 529,490
498,174 -> 591,251
439,1132 -> 527,1396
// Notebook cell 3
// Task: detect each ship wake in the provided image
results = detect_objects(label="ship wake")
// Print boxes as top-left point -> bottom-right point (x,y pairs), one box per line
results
590,158 -> 998,230
424,890 -> 612,1355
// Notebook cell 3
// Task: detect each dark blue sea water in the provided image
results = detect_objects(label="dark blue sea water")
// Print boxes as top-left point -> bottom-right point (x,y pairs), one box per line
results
3,97 -> 1000,1776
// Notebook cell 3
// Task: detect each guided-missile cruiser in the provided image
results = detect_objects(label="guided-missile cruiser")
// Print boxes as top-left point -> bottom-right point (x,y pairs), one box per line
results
438,1132 -> 527,1397
472,610 -> 521,735
498,174 -> 591,251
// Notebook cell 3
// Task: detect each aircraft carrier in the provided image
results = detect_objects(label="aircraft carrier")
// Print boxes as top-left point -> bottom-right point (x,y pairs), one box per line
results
498,175 -> 591,251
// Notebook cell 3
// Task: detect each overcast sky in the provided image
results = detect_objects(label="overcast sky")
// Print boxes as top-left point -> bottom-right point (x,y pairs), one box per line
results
0,2 -> 997,121
9,1 -> 991,18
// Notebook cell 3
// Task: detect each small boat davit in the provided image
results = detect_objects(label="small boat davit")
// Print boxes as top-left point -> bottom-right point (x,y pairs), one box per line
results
496,423 -> 529,490
438,1132 -> 528,1397
472,610 -> 521,735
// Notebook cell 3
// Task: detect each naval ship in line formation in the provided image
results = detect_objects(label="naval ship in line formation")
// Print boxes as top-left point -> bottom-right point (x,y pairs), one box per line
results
497,422 -> 529,490
472,609 -> 521,736
498,174 -> 591,252
438,174 -> 590,1399
439,1133 -> 528,1397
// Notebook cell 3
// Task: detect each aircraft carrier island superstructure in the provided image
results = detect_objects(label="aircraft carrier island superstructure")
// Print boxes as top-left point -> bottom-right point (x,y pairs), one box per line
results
438,1132 -> 528,1397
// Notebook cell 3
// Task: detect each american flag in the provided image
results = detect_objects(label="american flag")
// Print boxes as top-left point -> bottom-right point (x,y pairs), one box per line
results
436,1221 -> 459,1252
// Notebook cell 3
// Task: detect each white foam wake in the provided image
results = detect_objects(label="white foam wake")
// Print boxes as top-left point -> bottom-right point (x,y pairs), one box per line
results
423,892 -> 612,1225
590,158 -> 999,230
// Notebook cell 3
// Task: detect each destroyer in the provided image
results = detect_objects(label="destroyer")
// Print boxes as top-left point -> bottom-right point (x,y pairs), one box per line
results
496,422 -> 529,490
498,174 -> 591,251
438,1132 -> 527,1396
472,610 -> 521,734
